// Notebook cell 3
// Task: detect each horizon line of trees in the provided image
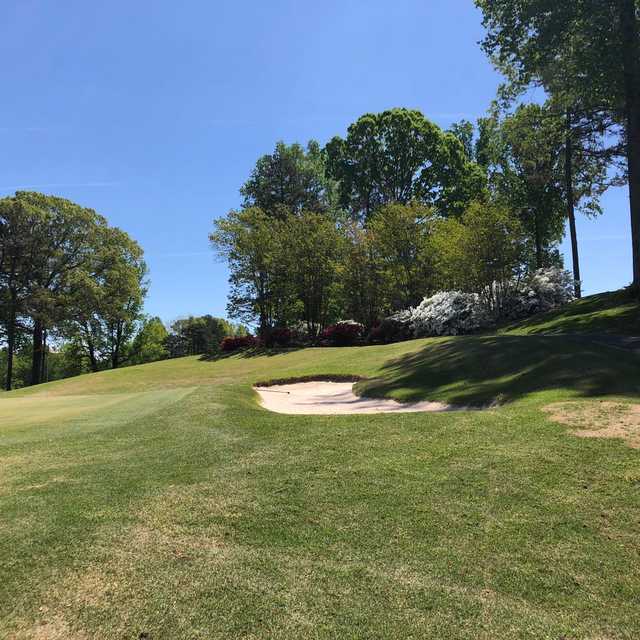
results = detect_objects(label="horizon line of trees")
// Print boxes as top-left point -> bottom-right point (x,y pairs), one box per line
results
213,1 -> 640,334
0,191 -> 246,391
211,94 -> 630,337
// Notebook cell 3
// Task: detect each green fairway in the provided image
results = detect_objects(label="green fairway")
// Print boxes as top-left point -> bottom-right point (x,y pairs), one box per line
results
2,335 -> 640,639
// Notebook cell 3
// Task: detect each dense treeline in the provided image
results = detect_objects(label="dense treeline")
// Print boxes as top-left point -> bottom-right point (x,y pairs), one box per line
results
0,192 -> 244,390
475,0 -> 640,291
213,0 -> 640,336
4,1 -> 639,381
211,102 -> 616,338
0,192 -> 147,390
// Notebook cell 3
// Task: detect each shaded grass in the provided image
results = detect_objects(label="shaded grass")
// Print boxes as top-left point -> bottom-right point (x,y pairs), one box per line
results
1,335 -> 640,638
356,335 -> 640,406
502,289 -> 640,336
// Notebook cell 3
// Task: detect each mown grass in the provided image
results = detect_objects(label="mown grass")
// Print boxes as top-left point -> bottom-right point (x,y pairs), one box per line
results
501,288 -> 640,336
1,335 -> 640,639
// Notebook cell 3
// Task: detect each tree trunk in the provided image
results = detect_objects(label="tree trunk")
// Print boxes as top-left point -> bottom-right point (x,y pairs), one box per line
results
618,0 -> 640,290
5,300 -> 16,391
112,322 -> 122,369
30,318 -> 44,386
41,328 -> 47,383
534,209 -> 544,269
565,112 -> 582,298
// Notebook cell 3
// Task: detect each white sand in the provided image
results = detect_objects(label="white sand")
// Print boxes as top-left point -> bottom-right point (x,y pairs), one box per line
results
254,381 -> 451,415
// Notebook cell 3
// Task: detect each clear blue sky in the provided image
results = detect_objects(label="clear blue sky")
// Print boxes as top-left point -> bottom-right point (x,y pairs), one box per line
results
0,0 -> 632,323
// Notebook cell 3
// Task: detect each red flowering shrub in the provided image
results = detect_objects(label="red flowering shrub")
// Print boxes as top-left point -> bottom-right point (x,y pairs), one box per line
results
269,327 -> 292,347
220,335 -> 258,351
320,321 -> 364,346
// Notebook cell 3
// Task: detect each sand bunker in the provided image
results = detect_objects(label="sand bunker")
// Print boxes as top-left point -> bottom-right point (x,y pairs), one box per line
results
254,381 -> 451,415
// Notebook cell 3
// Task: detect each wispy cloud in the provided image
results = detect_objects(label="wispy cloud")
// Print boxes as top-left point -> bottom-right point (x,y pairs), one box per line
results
0,181 -> 119,191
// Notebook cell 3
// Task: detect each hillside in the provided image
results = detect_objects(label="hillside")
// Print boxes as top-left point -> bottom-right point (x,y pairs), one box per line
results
502,288 -> 640,336
1,330 -> 640,638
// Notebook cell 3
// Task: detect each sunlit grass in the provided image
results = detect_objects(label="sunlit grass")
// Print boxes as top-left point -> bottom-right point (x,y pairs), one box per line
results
1,334 -> 639,638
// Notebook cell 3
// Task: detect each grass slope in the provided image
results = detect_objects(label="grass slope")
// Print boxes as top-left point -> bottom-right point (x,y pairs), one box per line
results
502,288 -> 640,336
1,335 -> 640,639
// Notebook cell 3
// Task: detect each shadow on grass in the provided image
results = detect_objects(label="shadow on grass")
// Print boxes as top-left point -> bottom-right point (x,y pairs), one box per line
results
359,335 -> 640,406
199,346 -> 305,362
500,290 -> 640,336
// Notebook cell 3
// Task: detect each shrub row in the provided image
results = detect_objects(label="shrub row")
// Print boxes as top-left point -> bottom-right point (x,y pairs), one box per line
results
217,267 -> 575,350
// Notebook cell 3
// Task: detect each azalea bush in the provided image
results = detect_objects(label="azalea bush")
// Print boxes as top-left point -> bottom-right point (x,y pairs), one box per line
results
367,311 -> 413,344
411,291 -> 491,337
321,321 -> 364,346
502,267 -> 576,320
265,327 -> 293,347
220,335 -> 259,351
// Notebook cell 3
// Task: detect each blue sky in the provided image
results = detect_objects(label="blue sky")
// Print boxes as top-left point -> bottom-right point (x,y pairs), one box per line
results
0,0 -> 631,323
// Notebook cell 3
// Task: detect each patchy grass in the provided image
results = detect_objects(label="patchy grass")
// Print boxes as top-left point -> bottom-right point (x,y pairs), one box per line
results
544,400 -> 640,449
501,289 -> 640,336
2,335 -> 640,638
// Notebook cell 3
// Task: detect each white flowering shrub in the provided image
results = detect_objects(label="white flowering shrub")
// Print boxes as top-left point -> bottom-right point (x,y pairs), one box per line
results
502,267 -> 576,319
411,291 -> 491,337
370,268 -> 575,342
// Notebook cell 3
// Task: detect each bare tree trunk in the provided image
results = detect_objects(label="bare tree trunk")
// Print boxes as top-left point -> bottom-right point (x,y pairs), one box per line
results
5,300 -> 16,391
618,0 -> 640,290
41,328 -> 47,382
30,318 -> 44,386
534,210 -> 544,269
565,112 -> 582,298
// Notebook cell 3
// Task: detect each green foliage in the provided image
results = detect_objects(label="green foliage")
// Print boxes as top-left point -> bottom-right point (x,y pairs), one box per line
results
338,222 -> 387,328
325,108 -> 486,220
0,192 -> 148,387
281,211 -> 344,336
130,317 -> 169,364
165,315 -> 236,357
367,202 -> 434,310
433,201 -> 526,316
211,207 -> 293,334
66,225 -> 147,370
240,140 -> 337,218
475,0 -> 640,286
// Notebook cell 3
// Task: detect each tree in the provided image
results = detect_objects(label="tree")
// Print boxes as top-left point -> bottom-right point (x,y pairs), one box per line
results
130,317 -> 169,364
448,120 -> 476,160
211,207 -> 292,336
283,211 -> 343,337
240,140 -> 336,218
325,108 -> 486,220
500,104 -> 567,269
0,196 -> 34,390
368,202 -> 434,311
476,102 -> 611,285
339,222 -> 387,329
0,192 -> 102,388
165,315 -> 235,357
433,201 -> 526,317
67,225 -> 147,371
476,0 -> 640,289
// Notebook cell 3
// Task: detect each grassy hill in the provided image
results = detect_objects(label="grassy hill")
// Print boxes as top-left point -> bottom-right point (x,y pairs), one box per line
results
2,327 -> 640,638
502,288 -> 640,336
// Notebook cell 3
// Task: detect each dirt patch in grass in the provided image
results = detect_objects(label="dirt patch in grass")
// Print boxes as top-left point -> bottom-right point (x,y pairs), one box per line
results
544,401 -> 640,448
8,616 -> 88,640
